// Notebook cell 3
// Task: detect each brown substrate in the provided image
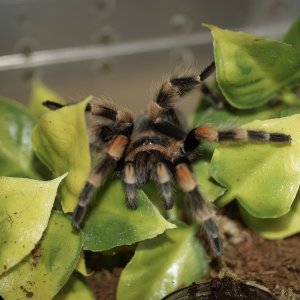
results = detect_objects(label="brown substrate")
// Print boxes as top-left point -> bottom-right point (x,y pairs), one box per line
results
87,213 -> 300,299
88,268 -> 122,300
207,215 -> 300,299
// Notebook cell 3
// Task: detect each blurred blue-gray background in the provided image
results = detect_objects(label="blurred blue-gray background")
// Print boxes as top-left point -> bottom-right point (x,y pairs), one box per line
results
0,0 -> 299,114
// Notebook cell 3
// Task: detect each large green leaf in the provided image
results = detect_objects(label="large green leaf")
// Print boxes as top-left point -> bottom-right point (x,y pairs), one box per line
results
54,274 -> 94,300
0,212 -> 83,300
211,114 -> 300,218
0,174 -> 66,276
280,107 -> 300,117
75,251 -> 89,276
193,103 -> 285,129
191,102 -> 284,203
206,25 -> 300,109
240,192 -> 300,239
117,224 -> 208,300
0,98 -> 39,178
82,179 -> 176,251
283,18 -> 300,52
28,79 -> 65,118
32,98 -> 91,212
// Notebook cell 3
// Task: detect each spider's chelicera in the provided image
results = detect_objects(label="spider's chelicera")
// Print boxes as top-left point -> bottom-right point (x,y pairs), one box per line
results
44,61 -> 291,257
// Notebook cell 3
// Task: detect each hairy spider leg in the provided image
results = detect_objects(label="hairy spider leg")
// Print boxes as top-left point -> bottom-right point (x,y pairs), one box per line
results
175,162 -> 223,256
72,155 -> 116,229
72,134 -> 129,228
184,126 -> 292,152
72,101 -> 134,228
200,83 -> 225,109
148,61 -> 215,122
43,100 -> 134,228
145,62 -> 225,256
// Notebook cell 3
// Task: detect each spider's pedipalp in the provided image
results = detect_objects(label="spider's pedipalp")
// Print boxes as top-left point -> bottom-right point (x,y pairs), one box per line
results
160,182 -> 173,210
124,163 -> 138,210
175,162 -> 223,256
125,183 -> 138,210
156,162 -> 174,210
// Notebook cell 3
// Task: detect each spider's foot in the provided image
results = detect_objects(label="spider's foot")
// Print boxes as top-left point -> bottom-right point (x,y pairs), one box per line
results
72,204 -> 86,230
163,198 -> 174,210
126,198 -> 138,210
203,218 -> 223,256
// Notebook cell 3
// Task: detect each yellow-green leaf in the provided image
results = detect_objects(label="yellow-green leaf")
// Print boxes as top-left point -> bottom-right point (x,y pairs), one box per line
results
0,212 -> 83,300
0,174 -> 66,276
240,192 -> 300,239
75,252 -> 90,276
211,114 -> 300,218
117,224 -> 208,300
194,160 -> 225,202
206,24 -> 300,109
54,274 -> 94,300
28,79 -> 65,118
283,17 -> 300,52
32,98 -> 92,212
83,180 -> 176,251
0,97 -> 39,178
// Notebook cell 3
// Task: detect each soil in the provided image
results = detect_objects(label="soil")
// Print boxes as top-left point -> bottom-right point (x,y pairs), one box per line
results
87,204 -> 300,300
207,214 -> 300,299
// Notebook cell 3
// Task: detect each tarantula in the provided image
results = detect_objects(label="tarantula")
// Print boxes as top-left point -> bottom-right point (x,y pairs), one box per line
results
44,61 -> 291,257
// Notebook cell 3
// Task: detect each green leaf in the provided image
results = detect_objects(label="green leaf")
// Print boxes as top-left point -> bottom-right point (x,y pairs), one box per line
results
0,97 -> 39,178
192,102 -> 284,202
32,98 -> 92,212
211,114 -> 300,218
82,179 -> 176,251
193,104 -> 284,129
280,107 -> 300,117
75,252 -> 89,276
117,224 -> 208,300
283,18 -> 300,52
54,274 -> 94,300
0,174 -> 66,276
28,79 -> 65,118
0,212 -> 83,300
240,192 -> 300,239
206,24 -> 300,109
193,160 -> 225,202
